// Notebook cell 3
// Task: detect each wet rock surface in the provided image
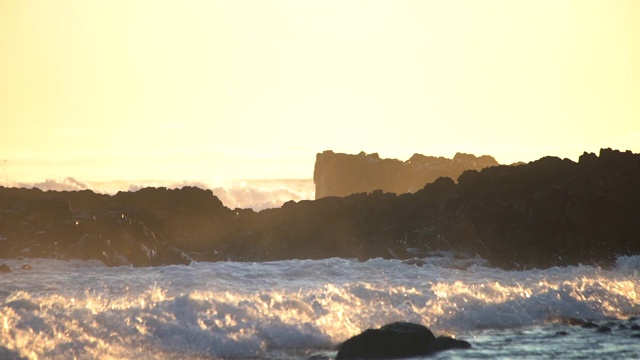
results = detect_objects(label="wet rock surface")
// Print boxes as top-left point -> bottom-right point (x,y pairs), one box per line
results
335,322 -> 471,359
563,317 -> 640,339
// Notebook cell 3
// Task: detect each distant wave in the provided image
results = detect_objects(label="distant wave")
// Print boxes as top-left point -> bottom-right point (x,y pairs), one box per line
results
209,180 -> 314,211
10,177 -> 90,192
1,178 -> 315,211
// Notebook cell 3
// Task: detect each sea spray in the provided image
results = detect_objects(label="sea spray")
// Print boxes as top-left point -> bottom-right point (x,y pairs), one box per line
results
1,256 -> 639,359
1,178 -> 315,211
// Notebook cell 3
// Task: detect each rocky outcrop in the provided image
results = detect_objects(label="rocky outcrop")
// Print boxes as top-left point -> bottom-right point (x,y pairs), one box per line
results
220,148 -> 640,269
314,151 -> 499,199
1,148 -> 639,270
0,187 -> 232,266
336,322 -> 470,359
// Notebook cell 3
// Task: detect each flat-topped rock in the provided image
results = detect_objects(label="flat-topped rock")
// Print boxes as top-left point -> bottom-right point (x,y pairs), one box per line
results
314,150 -> 498,199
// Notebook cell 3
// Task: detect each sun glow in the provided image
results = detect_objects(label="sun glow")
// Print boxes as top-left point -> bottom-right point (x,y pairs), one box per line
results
0,1 -> 639,182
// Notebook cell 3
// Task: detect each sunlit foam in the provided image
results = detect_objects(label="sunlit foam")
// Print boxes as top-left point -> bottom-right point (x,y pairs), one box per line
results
0,257 -> 638,359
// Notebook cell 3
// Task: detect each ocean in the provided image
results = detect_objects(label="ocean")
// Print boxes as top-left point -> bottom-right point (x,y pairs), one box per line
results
1,178 -> 639,359
1,255 -> 639,359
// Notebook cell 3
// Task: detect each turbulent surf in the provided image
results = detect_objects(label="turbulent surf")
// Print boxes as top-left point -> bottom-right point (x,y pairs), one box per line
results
1,255 -> 639,359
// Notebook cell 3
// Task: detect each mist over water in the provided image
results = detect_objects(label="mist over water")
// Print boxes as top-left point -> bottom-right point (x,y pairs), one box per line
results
0,178 -> 315,211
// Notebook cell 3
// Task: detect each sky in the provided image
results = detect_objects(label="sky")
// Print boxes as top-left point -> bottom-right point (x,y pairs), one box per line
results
1,0 -> 639,183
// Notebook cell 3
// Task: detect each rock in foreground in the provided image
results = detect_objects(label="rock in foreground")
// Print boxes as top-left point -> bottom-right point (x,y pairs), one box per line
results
336,322 -> 471,359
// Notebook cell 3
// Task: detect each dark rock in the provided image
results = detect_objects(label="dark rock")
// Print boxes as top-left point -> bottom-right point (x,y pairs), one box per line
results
432,335 -> 472,352
555,331 -> 569,336
1,148 -> 639,270
631,324 -> 640,331
314,150 -> 499,199
0,187 -> 201,266
0,264 -> 10,273
582,322 -> 599,329
597,326 -> 612,333
560,317 -> 586,326
223,148 -> 640,268
24,198 -> 71,215
20,264 -> 32,270
336,322 -> 470,360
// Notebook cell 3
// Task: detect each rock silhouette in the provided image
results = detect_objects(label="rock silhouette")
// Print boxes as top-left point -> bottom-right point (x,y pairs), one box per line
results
1,148 -> 639,269
0,187 -> 207,266
221,148 -> 640,269
314,150 -> 498,199
336,322 -> 470,359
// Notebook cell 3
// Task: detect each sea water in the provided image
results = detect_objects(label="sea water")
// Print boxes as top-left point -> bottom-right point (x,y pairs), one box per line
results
1,255 -> 639,359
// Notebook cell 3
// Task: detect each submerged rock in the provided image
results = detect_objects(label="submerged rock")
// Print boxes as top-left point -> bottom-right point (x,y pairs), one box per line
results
336,322 -> 470,359
0,264 -> 10,273
582,321 -> 599,329
597,326 -> 612,333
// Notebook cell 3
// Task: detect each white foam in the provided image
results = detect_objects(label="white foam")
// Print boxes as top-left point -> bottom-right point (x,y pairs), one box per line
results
0,256 -> 638,359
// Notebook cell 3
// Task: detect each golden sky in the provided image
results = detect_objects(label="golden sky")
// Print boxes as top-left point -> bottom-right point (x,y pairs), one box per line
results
1,0 -> 639,182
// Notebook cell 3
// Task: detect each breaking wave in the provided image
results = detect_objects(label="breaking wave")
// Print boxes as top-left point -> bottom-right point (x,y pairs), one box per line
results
1,256 -> 638,359
1,178 -> 315,211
